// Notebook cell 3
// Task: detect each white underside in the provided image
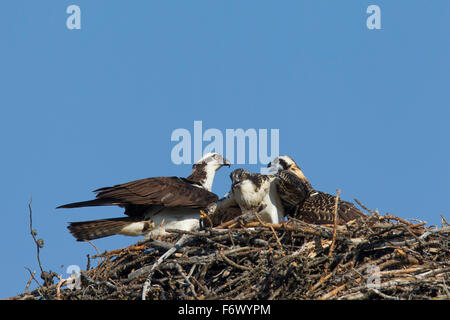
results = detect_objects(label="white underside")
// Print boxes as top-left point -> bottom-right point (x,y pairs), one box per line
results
118,207 -> 201,239
120,222 -> 153,237
257,193 -> 284,224
146,208 -> 201,238
234,179 -> 284,224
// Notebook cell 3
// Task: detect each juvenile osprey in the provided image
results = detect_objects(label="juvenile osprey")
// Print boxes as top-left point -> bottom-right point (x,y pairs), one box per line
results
58,153 -> 230,241
208,168 -> 288,226
267,155 -> 366,224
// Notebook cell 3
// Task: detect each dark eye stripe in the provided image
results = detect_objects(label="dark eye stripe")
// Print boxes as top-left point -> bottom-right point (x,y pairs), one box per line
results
279,158 -> 288,169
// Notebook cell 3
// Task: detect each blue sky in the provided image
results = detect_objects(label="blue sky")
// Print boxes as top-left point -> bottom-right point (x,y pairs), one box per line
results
0,1 -> 449,298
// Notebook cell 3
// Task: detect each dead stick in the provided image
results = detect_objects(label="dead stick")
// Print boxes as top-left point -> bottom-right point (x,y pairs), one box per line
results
85,240 -> 104,262
379,215 -> 413,225
319,283 -> 346,300
441,214 -> 450,227
254,213 -> 284,255
24,269 -> 36,293
56,276 -> 64,300
354,198 -> 376,215
328,189 -> 341,257
218,250 -> 252,271
92,242 -> 149,258
28,196 -> 44,275
310,272 -> 333,292
215,217 -> 241,229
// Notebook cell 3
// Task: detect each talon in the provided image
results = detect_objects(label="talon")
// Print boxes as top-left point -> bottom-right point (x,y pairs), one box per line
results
200,210 -> 208,219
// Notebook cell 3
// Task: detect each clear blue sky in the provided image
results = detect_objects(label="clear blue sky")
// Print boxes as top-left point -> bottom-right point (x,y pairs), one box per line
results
1,1 -> 449,298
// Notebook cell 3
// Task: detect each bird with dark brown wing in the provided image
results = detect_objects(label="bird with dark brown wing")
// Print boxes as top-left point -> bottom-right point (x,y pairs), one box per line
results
57,153 -> 230,241
267,155 -> 366,225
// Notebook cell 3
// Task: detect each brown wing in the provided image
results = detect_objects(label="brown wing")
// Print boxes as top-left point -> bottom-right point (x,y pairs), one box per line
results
94,176 -> 218,208
294,191 -> 365,225
58,177 -> 218,217
276,170 -> 311,215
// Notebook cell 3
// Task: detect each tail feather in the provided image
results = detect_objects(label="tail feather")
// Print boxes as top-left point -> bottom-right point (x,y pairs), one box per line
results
67,217 -> 154,241
57,198 -> 118,209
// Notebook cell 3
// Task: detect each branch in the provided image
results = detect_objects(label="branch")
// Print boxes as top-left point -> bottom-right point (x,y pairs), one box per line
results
28,196 -> 44,275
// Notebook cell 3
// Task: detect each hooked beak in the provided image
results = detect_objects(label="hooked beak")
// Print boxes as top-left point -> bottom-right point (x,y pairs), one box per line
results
222,158 -> 231,167
232,180 -> 242,188
266,166 -> 279,174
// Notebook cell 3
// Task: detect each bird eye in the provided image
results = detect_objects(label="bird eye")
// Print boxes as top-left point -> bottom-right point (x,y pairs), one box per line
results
213,154 -> 219,160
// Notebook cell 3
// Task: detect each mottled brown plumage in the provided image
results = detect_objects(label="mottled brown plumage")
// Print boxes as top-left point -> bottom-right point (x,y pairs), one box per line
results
268,155 -> 366,225
276,169 -> 311,216
186,162 -> 207,183
293,191 -> 365,224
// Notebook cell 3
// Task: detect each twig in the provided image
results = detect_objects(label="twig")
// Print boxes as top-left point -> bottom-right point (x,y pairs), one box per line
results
85,240 -> 104,262
254,213 -> 284,255
56,276 -> 65,300
319,283 -> 346,300
228,230 -> 235,247
28,196 -> 44,275
354,198 -> 376,215
379,215 -> 413,226
310,272 -> 333,292
328,189 -> 341,257
174,263 -> 198,298
441,214 -> 450,227
24,269 -> 36,293
218,250 -> 252,271
24,267 -> 43,298
368,288 -> 400,300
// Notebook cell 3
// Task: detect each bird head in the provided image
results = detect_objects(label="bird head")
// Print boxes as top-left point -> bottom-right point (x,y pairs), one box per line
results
230,168 -> 253,189
267,155 -> 309,182
267,155 -> 298,171
194,153 -> 231,171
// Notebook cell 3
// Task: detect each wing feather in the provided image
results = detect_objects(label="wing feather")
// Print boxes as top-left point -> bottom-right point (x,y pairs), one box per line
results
294,191 -> 365,224
94,176 -> 218,208
276,170 -> 311,215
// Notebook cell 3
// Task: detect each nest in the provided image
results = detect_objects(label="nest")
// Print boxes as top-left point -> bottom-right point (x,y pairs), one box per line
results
10,211 -> 450,300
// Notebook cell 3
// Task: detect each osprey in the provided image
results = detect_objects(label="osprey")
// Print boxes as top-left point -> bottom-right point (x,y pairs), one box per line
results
57,153 -> 230,241
208,168 -> 288,226
267,155 -> 366,224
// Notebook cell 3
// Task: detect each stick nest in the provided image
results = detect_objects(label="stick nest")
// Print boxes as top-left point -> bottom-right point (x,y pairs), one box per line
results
10,212 -> 450,300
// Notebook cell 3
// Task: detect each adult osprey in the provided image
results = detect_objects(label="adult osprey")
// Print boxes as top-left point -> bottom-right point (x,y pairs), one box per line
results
208,168 -> 302,226
267,155 -> 366,224
57,153 -> 230,241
